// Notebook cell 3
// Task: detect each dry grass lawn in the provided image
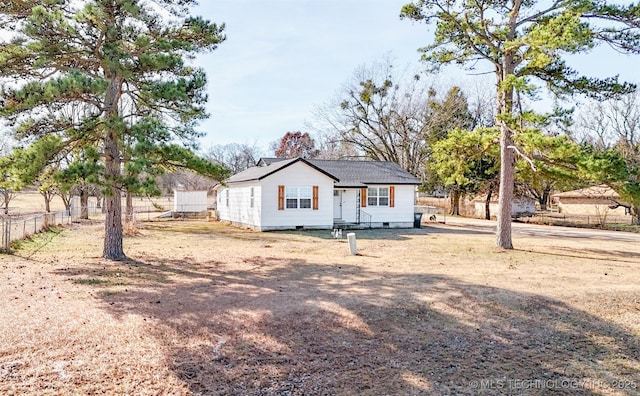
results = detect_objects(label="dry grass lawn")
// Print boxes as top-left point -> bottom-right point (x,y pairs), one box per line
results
1,219 -> 639,395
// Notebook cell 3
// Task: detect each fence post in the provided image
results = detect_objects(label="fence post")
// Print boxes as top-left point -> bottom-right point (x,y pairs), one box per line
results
6,217 -> 11,251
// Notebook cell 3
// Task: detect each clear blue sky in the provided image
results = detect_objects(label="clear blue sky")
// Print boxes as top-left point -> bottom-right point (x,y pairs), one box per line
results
193,0 -> 434,151
192,0 -> 639,153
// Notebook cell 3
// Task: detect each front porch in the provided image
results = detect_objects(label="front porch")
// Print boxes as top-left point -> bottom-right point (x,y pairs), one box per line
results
332,188 -> 371,228
333,217 -> 372,230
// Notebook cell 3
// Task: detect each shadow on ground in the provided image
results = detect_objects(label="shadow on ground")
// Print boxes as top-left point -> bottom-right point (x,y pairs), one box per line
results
57,253 -> 640,396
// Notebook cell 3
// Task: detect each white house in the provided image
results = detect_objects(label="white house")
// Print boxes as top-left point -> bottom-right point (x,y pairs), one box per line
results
215,158 -> 421,231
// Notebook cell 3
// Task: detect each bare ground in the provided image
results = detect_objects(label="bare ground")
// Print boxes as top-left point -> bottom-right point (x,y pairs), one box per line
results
1,219 -> 639,395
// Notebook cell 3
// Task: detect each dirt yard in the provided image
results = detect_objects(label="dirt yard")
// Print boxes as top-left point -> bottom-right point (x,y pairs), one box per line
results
1,219 -> 639,395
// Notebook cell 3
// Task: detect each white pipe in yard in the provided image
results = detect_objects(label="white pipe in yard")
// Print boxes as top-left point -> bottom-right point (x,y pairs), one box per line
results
347,232 -> 358,255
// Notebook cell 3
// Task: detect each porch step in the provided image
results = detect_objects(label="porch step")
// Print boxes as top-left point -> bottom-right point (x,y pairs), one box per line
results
332,222 -> 370,230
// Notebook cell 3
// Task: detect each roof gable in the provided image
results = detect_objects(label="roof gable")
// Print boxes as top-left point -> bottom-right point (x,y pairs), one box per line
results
226,158 -> 338,183
255,157 -> 286,167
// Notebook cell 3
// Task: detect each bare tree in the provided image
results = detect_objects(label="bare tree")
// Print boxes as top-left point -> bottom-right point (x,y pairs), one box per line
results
312,58 -> 473,178
575,92 -> 640,153
314,60 -> 432,175
310,130 -> 360,160
206,143 -> 263,174
573,92 -> 640,223
158,169 -> 217,193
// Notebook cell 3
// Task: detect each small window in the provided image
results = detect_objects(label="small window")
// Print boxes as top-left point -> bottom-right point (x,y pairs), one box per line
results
250,187 -> 255,208
226,189 -> 229,207
333,190 -> 340,197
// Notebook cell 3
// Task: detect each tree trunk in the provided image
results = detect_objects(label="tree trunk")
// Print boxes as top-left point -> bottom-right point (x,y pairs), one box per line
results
125,190 -> 134,224
485,184 -> 494,220
102,76 -> 125,261
495,60 -> 516,249
3,189 -> 9,215
449,190 -> 461,216
80,186 -> 89,220
104,130 -> 125,260
60,194 -> 71,215
540,187 -> 550,211
44,194 -> 51,213
631,206 -> 640,225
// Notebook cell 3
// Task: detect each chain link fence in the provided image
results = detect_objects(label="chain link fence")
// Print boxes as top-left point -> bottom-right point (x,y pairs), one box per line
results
0,196 -> 104,251
0,199 -> 214,252
1,210 -> 76,251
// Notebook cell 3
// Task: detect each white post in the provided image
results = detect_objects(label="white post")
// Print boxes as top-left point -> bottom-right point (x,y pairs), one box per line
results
347,232 -> 358,255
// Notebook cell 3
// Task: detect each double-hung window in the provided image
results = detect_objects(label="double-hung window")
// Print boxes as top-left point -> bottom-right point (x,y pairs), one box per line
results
367,187 -> 389,206
286,186 -> 312,209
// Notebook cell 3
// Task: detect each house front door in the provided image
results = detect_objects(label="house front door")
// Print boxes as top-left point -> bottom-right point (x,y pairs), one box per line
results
333,190 -> 342,219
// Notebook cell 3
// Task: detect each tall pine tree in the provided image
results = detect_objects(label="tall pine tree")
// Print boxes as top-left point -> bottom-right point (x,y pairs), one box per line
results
402,0 -> 640,248
0,1 -> 227,259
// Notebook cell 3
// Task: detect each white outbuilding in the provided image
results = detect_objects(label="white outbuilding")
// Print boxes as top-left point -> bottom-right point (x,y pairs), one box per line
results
173,190 -> 208,213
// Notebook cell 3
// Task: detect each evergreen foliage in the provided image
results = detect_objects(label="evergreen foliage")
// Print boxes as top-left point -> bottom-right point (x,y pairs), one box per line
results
402,0 -> 640,248
0,0 -> 228,259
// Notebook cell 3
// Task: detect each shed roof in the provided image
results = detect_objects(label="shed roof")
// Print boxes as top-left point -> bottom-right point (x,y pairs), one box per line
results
552,185 -> 620,199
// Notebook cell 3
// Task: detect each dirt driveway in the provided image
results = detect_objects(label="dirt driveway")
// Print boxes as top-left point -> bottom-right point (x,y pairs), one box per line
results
1,220 -> 639,395
446,215 -> 640,242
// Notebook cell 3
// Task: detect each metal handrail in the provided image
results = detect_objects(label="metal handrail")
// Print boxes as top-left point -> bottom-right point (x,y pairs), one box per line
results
359,210 -> 372,228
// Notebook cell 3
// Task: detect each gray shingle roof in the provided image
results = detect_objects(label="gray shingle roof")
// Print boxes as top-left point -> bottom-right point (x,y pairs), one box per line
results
255,157 -> 284,166
307,159 -> 420,187
227,157 -> 420,187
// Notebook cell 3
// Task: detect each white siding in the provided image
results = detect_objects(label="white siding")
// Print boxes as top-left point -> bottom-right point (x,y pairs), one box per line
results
361,185 -> 416,227
173,190 -> 208,212
217,182 -> 262,228
260,162 -> 335,230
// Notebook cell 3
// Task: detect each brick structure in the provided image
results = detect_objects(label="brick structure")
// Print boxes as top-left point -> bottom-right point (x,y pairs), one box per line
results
551,185 -> 628,216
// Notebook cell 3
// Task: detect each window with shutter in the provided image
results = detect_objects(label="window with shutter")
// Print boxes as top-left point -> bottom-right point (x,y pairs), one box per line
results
367,187 -> 390,206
